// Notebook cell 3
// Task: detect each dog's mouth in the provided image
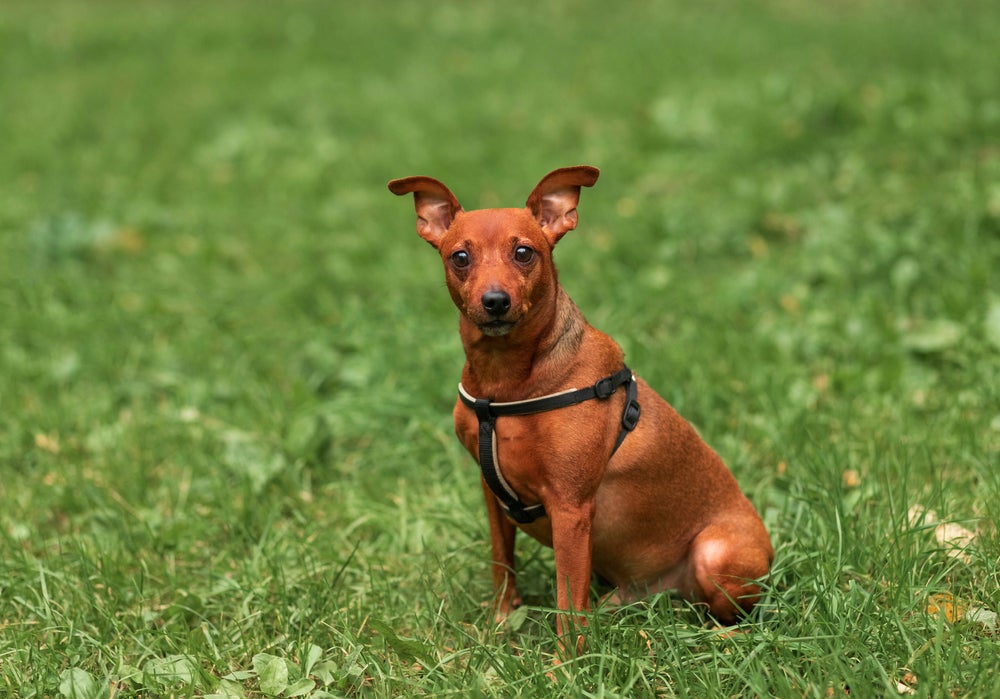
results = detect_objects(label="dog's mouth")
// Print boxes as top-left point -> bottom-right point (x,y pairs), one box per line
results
477,320 -> 516,337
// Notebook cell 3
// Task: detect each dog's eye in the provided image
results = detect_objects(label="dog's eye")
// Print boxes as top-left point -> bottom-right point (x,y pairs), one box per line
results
514,246 -> 534,264
450,250 -> 470,268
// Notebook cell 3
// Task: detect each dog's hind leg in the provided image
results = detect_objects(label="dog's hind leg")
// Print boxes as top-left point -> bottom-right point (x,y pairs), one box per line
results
688,518 -> 773,623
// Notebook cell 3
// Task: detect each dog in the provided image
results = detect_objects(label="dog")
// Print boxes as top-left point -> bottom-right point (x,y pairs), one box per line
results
388,166 -> 773,644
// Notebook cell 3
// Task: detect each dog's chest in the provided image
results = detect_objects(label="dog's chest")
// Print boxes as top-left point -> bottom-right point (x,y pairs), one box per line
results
457,409 -> 543,459
455,408 -> 551,488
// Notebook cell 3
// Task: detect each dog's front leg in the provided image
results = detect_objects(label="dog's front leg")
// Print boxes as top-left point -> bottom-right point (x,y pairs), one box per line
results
481,479 -> 520,622
549,501 -> 596,654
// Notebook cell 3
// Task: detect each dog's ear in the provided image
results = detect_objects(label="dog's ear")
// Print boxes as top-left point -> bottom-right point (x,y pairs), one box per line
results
525,166 -> 600,245
388,176 -> 463,248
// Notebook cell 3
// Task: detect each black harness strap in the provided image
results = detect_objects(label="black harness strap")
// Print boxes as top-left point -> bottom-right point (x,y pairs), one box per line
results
458,366 -> 641,524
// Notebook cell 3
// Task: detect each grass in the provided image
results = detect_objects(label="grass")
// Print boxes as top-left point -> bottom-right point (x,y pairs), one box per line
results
2,0 -> 999,696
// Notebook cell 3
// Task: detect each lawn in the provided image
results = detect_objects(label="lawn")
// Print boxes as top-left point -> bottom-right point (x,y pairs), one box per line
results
2,1 -> 999,696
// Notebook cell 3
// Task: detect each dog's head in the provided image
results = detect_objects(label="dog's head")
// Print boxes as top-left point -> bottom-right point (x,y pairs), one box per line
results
388,166 -> 599,337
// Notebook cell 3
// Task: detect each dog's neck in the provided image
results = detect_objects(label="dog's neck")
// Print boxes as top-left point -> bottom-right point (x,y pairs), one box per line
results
459,286 -> 585,401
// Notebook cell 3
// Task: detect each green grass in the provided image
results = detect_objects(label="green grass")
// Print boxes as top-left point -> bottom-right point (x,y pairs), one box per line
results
2,0 -> 1000,696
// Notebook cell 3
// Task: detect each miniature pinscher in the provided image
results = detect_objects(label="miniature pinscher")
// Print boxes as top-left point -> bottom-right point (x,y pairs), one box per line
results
389,166 -> 773,644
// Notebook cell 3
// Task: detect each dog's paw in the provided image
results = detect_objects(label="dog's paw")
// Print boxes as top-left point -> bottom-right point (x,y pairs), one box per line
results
493,594 -> 523,625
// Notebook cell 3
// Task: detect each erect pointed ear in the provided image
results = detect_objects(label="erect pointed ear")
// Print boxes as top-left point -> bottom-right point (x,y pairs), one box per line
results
387,176 -> 463,248
525,165 -> 600,245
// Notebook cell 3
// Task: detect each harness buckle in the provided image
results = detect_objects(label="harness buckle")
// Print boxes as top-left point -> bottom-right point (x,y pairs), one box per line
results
473,398 -> 493,422
504,503 -> 546,524
594,375 -> 616,399
621,399 -> 641,431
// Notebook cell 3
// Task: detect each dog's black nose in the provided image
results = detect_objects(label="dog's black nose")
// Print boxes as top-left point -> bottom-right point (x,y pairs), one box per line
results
481,290 -> 511,317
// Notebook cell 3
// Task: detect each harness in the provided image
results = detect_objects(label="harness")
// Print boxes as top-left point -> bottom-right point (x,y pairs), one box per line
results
457,366 -> 641,524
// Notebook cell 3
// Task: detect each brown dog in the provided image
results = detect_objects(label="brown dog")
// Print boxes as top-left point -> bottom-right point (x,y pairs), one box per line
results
389,166 -> 772,640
